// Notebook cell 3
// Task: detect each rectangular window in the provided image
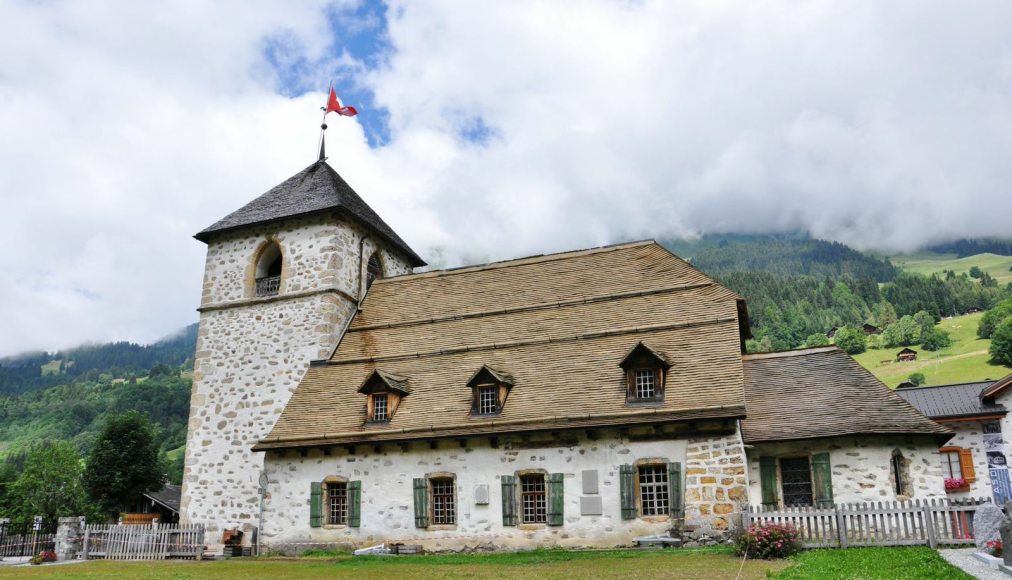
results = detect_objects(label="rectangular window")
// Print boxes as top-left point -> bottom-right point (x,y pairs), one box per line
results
634,369 -> 655,399
431,478 -> 456,525
942,451 -> 963,479
780,457 -> 814,507
520,474 -> 547,524
372,394 -> 388,422
477,385 -> 499,414
327,482 -> 348,525
638,465 -> 670,516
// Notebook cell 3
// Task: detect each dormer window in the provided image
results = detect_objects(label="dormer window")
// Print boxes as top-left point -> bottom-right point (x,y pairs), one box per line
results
620,342 -> 670,404
357,370 -> 409,424
254,241 -> 283,297
468,366 -> 514,417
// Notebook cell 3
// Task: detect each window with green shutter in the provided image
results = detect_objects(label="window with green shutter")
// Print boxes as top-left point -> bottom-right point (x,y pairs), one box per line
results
501,475 -> 517,526
759,456 -> 777,507
348,480 -> 362,527
619,464 -> 636,520
667,462 -> 682,517
811,452 -> 834,508
413,478 -> 429,528
547,473 -> 564,526
310,481 -> 322,528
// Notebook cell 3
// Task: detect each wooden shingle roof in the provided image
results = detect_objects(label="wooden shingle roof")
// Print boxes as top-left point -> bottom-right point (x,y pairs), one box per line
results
255,241 -> 748,450
195,161 -> 425,266
740,347 -> 952,444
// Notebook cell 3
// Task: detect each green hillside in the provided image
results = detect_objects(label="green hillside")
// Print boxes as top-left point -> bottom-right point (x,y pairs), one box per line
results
851,312 -> 1010,388
891,252 -> 1012,286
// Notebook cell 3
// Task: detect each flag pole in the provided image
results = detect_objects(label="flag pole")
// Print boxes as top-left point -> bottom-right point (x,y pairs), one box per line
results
317,82 -> 332,162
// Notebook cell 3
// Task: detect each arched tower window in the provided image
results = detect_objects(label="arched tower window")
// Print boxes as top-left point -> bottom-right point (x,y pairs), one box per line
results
366,253 -> 383,289
255,242 -> 282,297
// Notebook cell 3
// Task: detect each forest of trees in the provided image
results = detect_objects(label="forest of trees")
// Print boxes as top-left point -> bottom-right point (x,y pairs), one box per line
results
0,324 -> 197,396
663,237 -> 1012,352
925,238 -> 1012,258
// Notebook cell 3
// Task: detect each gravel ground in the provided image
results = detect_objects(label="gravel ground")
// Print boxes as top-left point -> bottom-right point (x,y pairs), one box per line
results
939,548 -> 1008,580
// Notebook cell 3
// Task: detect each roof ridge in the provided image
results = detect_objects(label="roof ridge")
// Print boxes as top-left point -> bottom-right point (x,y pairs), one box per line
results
375,240 -> 657,282
741,346 -> 838,360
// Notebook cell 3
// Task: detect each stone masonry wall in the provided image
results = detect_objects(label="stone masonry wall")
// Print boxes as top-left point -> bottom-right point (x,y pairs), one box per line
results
746,435 -> 947,507
942,420 -> 998,499
684,431 -> 748,540
259,429 -> 738,552
181,213 -> 413,545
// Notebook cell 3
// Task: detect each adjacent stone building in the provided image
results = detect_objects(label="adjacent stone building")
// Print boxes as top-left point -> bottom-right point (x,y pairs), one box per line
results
740,348 -> 951,508
898,374 -> 1012,502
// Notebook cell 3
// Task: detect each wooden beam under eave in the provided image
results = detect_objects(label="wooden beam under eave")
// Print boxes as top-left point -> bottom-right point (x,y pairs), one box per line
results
936,415 -> 1006,424
428,440 -> 439,450
457,438 -> 467,448
345,444 -> 356,455
585,430 -> 598,440
398,442 -> 411,452
298,448 -> 308,458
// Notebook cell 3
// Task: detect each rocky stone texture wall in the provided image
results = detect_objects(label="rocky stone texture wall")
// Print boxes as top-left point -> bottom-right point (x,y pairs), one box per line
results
259,430 -> 738,552
181,214 -> 413,544
943,420 -> 997,498
683,431 -> 748,540
746,435 -> 947,507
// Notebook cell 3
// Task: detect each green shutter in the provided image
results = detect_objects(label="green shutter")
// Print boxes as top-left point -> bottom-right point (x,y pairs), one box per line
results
548,473 -> 564,526
413,477 -> 429,528
667,462 -> 683,517
348,480 -> 362,527
619,464 -> 636,520
310,482 -> 322,528
501,475 -> 517,526
759,456 -> 777,507
812,453 -> 834,508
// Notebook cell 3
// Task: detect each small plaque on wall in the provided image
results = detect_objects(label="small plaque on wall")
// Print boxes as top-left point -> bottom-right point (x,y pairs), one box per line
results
474,484 -> 489,505
580,496 -> 603,516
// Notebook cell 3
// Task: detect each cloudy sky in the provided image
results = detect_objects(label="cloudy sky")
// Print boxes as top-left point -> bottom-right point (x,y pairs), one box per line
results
2,0 -> 1011,356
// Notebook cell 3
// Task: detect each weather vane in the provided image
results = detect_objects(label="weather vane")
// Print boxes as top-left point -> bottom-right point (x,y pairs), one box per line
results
318,82 -> 358,162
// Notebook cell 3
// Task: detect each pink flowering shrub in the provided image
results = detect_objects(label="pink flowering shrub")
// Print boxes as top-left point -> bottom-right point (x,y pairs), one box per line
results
986,540 -> 1003,558
944,477 -> 968,491
29,550 -> 57,565
735,522 -> 802,559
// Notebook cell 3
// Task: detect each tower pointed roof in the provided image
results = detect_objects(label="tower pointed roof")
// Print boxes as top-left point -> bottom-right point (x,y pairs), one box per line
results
195,161 -> 425,266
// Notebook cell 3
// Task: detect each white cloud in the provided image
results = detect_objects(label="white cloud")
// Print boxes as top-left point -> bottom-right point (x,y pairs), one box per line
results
2,0 -> 1011,355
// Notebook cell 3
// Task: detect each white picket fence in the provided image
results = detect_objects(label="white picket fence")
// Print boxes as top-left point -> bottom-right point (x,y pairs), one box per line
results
744,498 -> 989,549
82,523 -> 205,560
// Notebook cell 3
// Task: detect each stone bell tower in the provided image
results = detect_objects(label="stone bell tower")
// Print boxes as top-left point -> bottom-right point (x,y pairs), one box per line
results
180,159 -> 425,543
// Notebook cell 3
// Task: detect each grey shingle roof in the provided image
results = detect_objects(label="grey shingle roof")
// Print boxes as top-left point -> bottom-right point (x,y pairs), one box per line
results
143,484 -> 181,514
741,346 -> 952,444
195,161 -> 425,266
895,380 -> 1007,419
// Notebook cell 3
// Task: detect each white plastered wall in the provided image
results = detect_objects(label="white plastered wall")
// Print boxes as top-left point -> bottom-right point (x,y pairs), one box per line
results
259,431 -> 706,551
745,435 -> 947,506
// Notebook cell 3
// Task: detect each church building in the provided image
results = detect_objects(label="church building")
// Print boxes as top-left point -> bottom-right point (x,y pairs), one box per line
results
182,156 -> 954,552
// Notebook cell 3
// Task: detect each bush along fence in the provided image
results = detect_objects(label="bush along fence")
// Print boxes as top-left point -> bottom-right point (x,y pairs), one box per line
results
744,498 -> 989,549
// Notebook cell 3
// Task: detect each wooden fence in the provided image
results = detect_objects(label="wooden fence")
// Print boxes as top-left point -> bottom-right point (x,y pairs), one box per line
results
82,523 -> 205,560
744,498 -> 988,549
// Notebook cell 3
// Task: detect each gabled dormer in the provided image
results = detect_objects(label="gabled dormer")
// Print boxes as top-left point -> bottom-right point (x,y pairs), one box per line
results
620,342 -> 670,404
358,370 -> 410,423
467,365 -> 514,416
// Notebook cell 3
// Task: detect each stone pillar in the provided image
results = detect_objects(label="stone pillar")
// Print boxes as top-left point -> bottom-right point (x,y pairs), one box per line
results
684,431 -> 748,541
55,517 -> 85,561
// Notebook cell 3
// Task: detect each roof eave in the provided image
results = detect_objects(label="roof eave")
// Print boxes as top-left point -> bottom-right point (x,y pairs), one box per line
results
743,429 -> 954,447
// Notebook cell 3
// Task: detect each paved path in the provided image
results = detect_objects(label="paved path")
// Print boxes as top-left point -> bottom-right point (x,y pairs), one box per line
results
939,548 -> 1007,580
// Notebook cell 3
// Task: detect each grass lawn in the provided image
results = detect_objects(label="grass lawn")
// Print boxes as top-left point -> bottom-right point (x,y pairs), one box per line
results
851,311 -> 1010,388
0,547 -> 785,579
891,251 -> 1012,285
0,546 -> 975,579
774,547 -> 972,579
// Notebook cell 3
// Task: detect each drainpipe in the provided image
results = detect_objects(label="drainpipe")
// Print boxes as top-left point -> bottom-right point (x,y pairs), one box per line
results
357,234 -> 368,309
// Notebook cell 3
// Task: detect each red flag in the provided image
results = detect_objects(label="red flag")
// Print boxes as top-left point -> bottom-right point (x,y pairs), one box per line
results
326,87 -> 358,117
